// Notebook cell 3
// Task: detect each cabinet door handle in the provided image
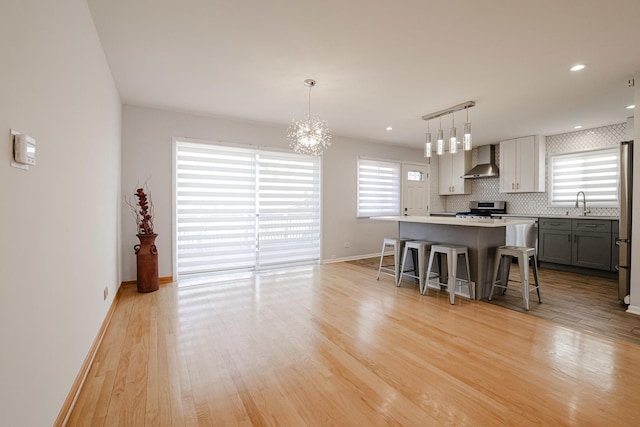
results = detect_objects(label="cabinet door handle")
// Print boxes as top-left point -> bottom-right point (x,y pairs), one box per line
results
568,234 -> 571,242
511,183 -> 515,190
516,182 -> 519,190
583,224 -> 598,228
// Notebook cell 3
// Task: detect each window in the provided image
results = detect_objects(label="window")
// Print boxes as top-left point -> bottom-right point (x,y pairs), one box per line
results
407,170 -> 425,181
549,147 -> 619,206
175,140 -> 320,277
357,158 -> 401,217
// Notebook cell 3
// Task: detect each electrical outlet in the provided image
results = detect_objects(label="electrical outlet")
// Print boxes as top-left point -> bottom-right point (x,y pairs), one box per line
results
103,286 -> 108,300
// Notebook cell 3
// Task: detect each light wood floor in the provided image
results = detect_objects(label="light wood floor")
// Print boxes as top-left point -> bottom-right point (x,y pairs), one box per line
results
68,262 -> 640,426
350,256 -> 640,346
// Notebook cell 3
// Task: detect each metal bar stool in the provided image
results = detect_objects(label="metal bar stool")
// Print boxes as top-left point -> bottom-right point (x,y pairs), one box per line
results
489,245 -> 541,311
423,244 -> 473,304
397,240 -> 436,292
376,238 -> 411,284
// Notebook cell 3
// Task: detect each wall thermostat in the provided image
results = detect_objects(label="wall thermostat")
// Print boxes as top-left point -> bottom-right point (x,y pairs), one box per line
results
14,133 -> 36,165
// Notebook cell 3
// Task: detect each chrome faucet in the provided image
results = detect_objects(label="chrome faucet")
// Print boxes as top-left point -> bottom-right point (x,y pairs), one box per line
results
575,191 -> 591,216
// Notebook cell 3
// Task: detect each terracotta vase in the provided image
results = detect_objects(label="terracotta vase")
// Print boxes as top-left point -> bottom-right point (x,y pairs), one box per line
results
134,233 -> 159,293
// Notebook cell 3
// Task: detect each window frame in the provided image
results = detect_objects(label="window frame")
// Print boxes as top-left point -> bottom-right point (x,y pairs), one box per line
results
548,146 -> 620,208
356,157 -> 401,218
172,138 -> 321,279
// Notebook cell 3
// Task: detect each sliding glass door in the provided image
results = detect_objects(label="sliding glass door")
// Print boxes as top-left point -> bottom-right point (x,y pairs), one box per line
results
174,140 -> 320,277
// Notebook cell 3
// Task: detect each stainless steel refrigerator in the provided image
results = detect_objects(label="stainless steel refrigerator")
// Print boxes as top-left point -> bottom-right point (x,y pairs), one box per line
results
618,140 -> 633,302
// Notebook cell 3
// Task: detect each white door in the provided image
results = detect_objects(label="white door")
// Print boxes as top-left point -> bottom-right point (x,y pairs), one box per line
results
402,163 -> 430,216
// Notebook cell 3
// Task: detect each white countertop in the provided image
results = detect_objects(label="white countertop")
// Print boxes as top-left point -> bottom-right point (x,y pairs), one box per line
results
505,214 -> 619,220
375,216 -> 535,228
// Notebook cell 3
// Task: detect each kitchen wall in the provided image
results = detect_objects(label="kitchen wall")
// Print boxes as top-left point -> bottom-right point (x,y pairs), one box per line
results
439,122 -> 626,216
0,1 -> 122,425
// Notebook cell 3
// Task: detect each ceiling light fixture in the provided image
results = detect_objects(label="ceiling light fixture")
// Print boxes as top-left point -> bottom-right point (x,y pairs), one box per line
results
574,125 -> 583,129
627,104 -> 636,109
424,121 -> 432,158
287,79 -> 332,156
422,101 -> 475,155
570,64 -> 586,71
436,117 -> 445,155
386,126 -> 393,131
449,111 -> 458,154
463,108 -> 472,151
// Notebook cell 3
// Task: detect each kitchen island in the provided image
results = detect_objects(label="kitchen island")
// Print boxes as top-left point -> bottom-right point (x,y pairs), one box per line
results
376,216 -> 536,300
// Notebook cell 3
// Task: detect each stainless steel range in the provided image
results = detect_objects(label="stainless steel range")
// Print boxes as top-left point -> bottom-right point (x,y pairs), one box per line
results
455,201 -> 507,219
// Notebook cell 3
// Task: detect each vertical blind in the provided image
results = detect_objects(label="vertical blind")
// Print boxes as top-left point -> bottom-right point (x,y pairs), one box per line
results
175,141 -> 320,276
357,158 -> 401,217
550,147 -> 619,205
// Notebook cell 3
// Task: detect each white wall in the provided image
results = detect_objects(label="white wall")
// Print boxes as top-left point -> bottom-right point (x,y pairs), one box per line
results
121,105 -> 423,280
321,138 -> 426,260
0,1 -> 122,425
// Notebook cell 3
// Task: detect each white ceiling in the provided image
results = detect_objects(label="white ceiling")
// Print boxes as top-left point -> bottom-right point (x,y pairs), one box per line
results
87,0 -> 640,148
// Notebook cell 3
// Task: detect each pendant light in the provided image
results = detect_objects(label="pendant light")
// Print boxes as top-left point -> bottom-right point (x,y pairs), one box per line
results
421,101 -> 475,156
287,79 -> 332,156
449,111 -> 458,154
463,107 -> 472,151
424,121 -> 433,158
436,117 -> 445,155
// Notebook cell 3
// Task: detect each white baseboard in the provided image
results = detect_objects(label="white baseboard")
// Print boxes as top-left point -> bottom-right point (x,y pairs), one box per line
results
321,252 -> 387,264
626,304 -> 640,316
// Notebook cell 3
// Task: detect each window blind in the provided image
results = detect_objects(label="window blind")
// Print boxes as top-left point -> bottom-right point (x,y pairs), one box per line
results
175,141 -> 320,277
550,147 -> 619,206
176,142 -> 257,275
357,158 -> 401,217
257,151 -> 321,267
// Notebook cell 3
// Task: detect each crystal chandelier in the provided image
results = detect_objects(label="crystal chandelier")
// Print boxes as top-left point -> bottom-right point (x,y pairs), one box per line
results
422,101 -> 475,157
287,79 -> 332,156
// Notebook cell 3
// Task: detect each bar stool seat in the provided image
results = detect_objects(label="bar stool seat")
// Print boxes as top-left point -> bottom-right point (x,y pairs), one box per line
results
397,240 -> 437,292
423,244 -> 473,304
376,238 -> 411,284
489,245 -> 541,311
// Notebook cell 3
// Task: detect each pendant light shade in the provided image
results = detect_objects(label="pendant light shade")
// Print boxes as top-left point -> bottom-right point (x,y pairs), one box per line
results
463,122 -> 472,151
463,107 -> 472,151
436,118 -> 445,155
449,111 -> 458,154
424,123 -> 433,158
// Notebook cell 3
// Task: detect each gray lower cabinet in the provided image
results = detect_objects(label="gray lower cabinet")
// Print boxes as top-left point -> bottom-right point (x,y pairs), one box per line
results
538,219 -> 572,264
539,218 -> 613,271
572,230 -> 611,269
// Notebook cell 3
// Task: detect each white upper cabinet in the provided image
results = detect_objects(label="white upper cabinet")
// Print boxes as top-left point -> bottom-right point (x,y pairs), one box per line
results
439,150 -> 471,195
499,135 -> 545,193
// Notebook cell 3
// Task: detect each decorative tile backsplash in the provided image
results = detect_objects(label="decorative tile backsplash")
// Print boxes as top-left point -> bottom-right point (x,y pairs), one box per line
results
437,123 -> 626,216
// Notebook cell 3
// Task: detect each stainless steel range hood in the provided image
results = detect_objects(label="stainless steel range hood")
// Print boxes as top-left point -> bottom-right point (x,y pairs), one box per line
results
463,144 -> 499,178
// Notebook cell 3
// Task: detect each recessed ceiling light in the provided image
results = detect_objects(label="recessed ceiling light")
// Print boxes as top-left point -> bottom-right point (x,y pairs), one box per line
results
574,125 -> 583,129
627,104 -> 636,109
386,126 -> 393,131
570,64 -> 586,72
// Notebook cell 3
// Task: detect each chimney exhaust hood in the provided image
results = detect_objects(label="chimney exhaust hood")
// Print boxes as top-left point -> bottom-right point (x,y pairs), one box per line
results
463,144 -> 499,178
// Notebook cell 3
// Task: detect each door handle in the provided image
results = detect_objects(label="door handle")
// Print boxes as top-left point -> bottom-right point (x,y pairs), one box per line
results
567,234 -> 571,242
